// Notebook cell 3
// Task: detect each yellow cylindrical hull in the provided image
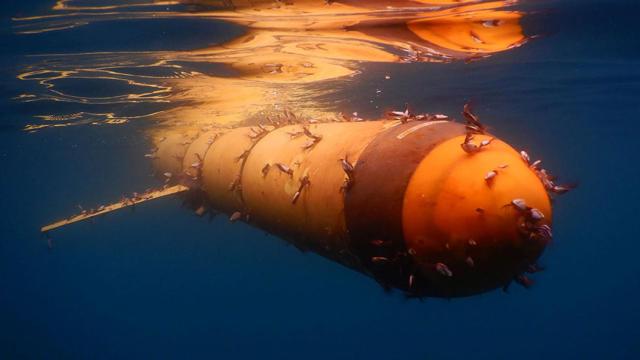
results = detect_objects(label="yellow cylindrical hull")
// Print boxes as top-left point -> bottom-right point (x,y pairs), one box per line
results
152,118 -> 552,298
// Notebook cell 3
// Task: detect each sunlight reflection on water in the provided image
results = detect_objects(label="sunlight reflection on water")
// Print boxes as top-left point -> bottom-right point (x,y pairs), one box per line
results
14,0 -> 530,131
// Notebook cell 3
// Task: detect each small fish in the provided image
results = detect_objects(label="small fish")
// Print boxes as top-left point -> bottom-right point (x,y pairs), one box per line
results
510,198 -> 528,211
461,134 -> 479,153
371,256 -> 390,264
301,139 -> 317,150
291,191 -> 301,204
462,103 -> 485,133
484,170 -> 497,183
465,124 -> 482,134
482,19 -> 501,28
302,126 -> 322,140
275,163 -> 293,176
470,30 -> 485,44
538,224 -> 553,238
287,130 -> 303,139
532,224 -> 553,242
550,183 -> 577,195
389,110 -> 407,117
291,175 -> 310,204
370,239 -> 386,247
340,157 -> 354,174
537,169 -> 556,190
530,159 -> 542,170
480,138 -> 494,147
248,130 -> 266,140
465,257 -> 475,267
194,205 -> 207,217
229,211 -> 242,223
236,149 -> 251,161
515,274 -> 534,289
385,103 -> 413,123
529,208 -> 545,221
228,177 -> 240,192
261,163 -> 271,177
284,109 -> 297,121
461,141 -> 479,154
435,262 -> 453,277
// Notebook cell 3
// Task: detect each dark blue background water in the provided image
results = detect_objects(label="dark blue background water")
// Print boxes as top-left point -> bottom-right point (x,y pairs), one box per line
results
1,1 -> 639,358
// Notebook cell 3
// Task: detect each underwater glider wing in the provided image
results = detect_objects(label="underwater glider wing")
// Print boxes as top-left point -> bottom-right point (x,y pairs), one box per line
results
41,185 -> 189,233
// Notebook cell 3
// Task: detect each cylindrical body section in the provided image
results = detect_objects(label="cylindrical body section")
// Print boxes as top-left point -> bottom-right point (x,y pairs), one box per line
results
151,118 -> 552,297
240,122 -> 385,254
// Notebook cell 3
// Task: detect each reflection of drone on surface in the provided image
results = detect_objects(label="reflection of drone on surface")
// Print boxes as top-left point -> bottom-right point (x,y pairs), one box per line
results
148,0 -> 531,126
17,0 -> 530,129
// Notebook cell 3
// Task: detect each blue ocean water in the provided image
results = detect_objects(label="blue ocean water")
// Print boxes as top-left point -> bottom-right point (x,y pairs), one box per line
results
1,0 -> 639,359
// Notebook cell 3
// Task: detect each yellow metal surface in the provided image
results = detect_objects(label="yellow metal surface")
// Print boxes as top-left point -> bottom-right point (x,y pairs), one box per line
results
401,134 -> 551,293
201,127 -> 259,214
403,134 -> 551,254
241,121 -> 388,249
182,129 -> 227,180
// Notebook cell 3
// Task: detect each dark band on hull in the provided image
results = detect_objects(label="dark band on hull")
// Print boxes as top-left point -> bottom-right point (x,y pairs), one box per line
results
344,121 -> 466,294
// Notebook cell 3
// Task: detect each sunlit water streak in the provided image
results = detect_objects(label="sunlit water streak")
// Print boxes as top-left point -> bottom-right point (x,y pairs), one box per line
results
14,0 -> 528,131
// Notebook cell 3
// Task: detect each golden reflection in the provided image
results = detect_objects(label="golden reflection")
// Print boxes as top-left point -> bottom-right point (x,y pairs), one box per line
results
15,0 -> 528,131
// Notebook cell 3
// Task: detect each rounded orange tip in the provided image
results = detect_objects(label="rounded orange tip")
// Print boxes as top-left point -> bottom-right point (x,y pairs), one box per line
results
402,134 -> 551,296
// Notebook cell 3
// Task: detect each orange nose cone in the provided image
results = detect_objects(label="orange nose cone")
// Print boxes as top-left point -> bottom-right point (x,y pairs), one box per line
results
403,135 -> 552,297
